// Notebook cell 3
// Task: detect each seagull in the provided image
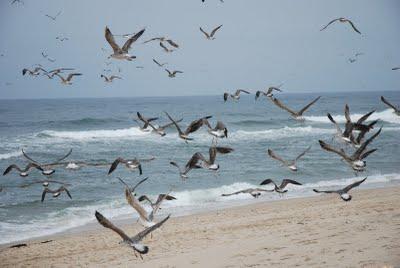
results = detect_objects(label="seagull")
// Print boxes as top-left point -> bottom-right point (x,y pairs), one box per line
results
159,42 -> 174,53
320,18 -> 361,34
144,37 -> 179,48
352,120 -> 379,146
22,148 -> 73,175
348,58 -> 356,63
3,163 -> 43,177
108,157 -> 155,175
341,105 -> 375,143
381,96 -> 400,115
22,67 -> 46,76
255,85 -> 283,100
170,158 -> 202,180
165,69 -> 183,78
138,194 -> 176,211
95,211 -> 170,257
54,73 -> 82,85
164,112 -> 212,142
44,68 -> 75,78
223,89 -> 250,102
125,187 -> 170,228
392,67 -> 400,71
147,118 -> 183,136
204,120 -> 228,143
41,185 -> 72,202
259,179 -> 302,194
100,74 -> 122,83
190,146 -> 234,171
200,25 -> 223,40
267,146 -> 311,172
313,177 -> 367,201
319,127 -> 382,172
271,96 -> 321,120
222,188 -> 272,198
153,59 -> 167,67
135,112 -> 159,131
105,26 -> 145,61
56,36 -> 69,42
45,11 -> 62,21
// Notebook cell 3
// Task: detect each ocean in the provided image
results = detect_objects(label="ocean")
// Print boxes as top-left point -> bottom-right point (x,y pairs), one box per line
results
0,90 -> 399,245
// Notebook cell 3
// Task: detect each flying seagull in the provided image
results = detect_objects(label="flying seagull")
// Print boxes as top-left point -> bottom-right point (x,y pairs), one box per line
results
320,18 -> 361,34
138,194 -> 176,211
313,177 -> 367,201
153,59 -> 167,67
3,163 -> 43,177
267,146 -> 311,172
105,26 -> 145,61
170,156 -> 203,180
44,68 -> 75,78
392,67 -> 400,71
125,187 -> 170,228
41,185 -> 72,202
22,67 -> 46,76
95,211 -> 170,257
54,73 -> 82,85
259,179 -> 302,195
165,69 -> 183,78
108,158 -> 142,175
223,89 -> 250,102
56,36 -> 69,42
159,42 -> 174,53
319,127 -> 382,172
204,120 -> 228,143
116,177 -> 148,194
271,96 -> 321,120
22,148 -> 73,175
143,37 -> 179,48
381,96 -> 400,116
222,188 -> 272,198
164,112 -> 211,142
190,146 -> 234,171
135,112 -> 159,131
200,25 -> 223,40
147,118 -> 183,137
45,11 -> 62,21
255,85 -> 283,100
100,74 -> 122,83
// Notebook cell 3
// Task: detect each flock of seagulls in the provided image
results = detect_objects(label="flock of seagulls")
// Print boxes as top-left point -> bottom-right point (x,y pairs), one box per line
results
4,1 -> 400,257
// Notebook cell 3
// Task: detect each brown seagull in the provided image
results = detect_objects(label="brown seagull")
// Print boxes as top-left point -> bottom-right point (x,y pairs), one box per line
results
320,18 -> 361,34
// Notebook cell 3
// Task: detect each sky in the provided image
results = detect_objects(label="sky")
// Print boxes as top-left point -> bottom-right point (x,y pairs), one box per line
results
0,0 -> 399,99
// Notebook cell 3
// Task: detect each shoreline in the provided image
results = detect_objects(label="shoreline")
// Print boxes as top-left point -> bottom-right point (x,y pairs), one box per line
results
1,186 -> 399,267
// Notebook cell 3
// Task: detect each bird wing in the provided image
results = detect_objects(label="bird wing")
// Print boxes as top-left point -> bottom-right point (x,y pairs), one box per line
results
95,211 -> 131,242
280,179 -> 302,189
360,148 -> 377,160
48,148 -> 73,165
298,96 -> 321,115
271,97 -> 297,116
172,70 -> 183,75
184,117 -> 209,135
221,190 -> 247,196
199,27 -> 210,38
223,93 -> 229,102
320,18 -> 340,31
110,75 -> 122,80
22,149 -> 41,165
63,187 -> 72,199
214,146 -> 234,154
381,96 -> 399,112
159,42 -> 169,52
295,146 -> 311,161
138,195 -> 152,203
267,149 -> 288,165
210,24 -> 223,37
131,177 -> 149,192
260,179 -> 278,187
108,158 -> 123,174
143,37 -> 161,44
327,113 -> 342,134
166,39 -> 179,48
169,161 -> 182,173
41,189 -> 48,202
160,118 -> 183,129
237,89 -> 250,95
122,28 -> 145,52
313,189 -> 337,194
318,140 -> 348,159
164,111 -> 184,134
3,164 -> 20,175
125,188 -> 150,222
209,147 -> 217,164
342,177 -> 367,193
344,104 -> 352,123
346,20 -> 361,34
165,69 -> 172,75
66,73 -> 82,82
131,215 -> 170,242
153,59 -> 162,66
105,27 -> 121,53
352,127 -> 382,159
356,110 -> 375,124
149,191 -> 172,219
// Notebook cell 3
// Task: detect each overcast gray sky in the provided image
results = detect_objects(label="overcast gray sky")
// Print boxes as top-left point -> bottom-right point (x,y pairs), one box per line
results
0,0 -> 399,99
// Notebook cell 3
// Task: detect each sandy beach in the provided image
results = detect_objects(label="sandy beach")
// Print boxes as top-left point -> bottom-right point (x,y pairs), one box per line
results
1,186 -> 399,268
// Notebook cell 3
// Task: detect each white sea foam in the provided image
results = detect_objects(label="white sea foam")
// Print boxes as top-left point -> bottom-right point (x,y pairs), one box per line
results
38,127 -> 151,140
305,109 -> 400,124
0,150 -> 22,160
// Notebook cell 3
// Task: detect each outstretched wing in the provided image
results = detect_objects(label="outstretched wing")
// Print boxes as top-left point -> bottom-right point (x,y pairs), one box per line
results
342,177 -> 367,193
108,158 -> 123,174
210,24 -> 223,37
259,179 -> 277,187
280,179 -> 302,189
125,188 -> 150,222
318,140 -> 348,159
313,189 -> 337,194
122,28 -> 145,52
320,18 -> 340,31
66,73 -> 82,82
131,215 -> 170,242
356,110 -> 375,124
166,39 -> 179,48
199,27 -> 210,38
95,211 -> 131,242
164,111 -> 183,134
295,146 -> 311,161
105,27 -> 121,53
271,97 -> 297,116
267,149 -> 288,165
298,96 -> 321,115
346,20 -> 361,34
352,127 -> 382,159
327,113 -> 342,134
381,96 -> 399,112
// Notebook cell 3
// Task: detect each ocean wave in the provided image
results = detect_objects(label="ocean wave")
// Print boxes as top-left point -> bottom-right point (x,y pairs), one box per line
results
305,109 -> 400,124
230,126 -> 334,140
0,150 -> 22,160
49,117 -> 123,126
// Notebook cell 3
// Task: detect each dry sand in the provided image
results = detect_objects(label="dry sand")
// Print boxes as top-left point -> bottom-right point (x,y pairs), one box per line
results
1,186 -> 399,267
